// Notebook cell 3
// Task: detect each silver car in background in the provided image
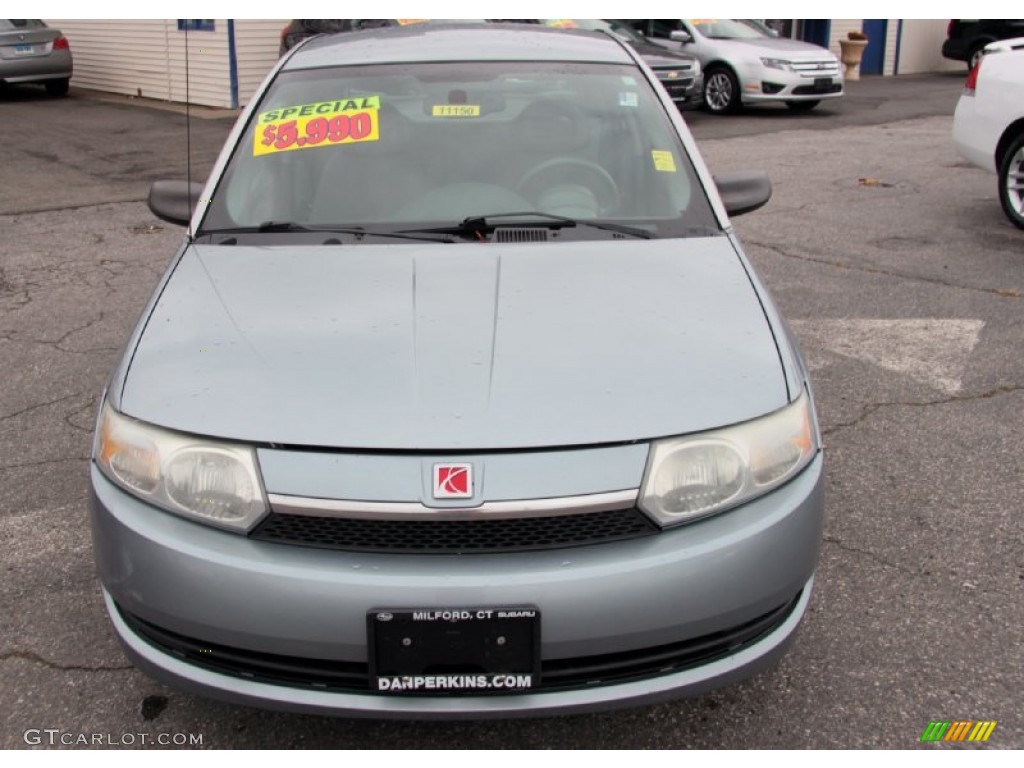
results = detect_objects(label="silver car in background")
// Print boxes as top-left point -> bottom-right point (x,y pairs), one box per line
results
91,24 -> 824,718
624,19 -> 843,114
0,19 -> 72,96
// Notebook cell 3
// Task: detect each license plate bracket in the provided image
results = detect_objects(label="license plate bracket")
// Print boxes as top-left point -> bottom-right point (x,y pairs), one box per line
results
368,607 -> 540,694
814,77 -> 832,89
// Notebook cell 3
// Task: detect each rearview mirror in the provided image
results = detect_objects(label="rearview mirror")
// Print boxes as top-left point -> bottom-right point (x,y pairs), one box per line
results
669,29 -> 693,43
148,180 -> 203,226
714,171 -> 772,217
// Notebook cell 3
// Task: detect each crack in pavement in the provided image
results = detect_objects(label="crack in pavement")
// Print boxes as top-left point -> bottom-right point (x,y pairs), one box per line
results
822,384 -> 1023,439
0,456 -> 90,472
0,197 -> 148,217
0,649 -> 133,672
2,310 -> 119,354
748,239 -> 1023,299
0,392 -> 82,422
822,534 -> 911,574
822,535 -> 1020,599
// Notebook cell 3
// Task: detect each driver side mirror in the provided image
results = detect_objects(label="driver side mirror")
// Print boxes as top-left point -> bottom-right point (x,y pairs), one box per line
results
669,29 -> 693,43
714,171 -> 772,217
148,180 -> 203,226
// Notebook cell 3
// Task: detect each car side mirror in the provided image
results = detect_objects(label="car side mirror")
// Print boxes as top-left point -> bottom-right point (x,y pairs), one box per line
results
148,180 -> 203,226
714,171 -> 772,217
669,29 -> 693,43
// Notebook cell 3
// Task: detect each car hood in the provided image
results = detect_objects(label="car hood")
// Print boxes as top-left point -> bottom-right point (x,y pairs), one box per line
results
121,238 -> 787,450
709,37 -> 836,59
628,39 -> 696,65
641,50 -> 698,69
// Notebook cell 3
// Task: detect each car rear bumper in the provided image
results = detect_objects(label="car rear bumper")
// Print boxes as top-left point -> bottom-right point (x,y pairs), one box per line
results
91,452 -> 824,718
953,93 -> 1000,173
0,50 -> 72,83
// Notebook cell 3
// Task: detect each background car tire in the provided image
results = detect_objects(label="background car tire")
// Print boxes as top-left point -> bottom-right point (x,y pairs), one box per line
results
703,67 -> 740,114
785,100 -> 820,112
44,78 -> 70,97
997,132 -> 1024,230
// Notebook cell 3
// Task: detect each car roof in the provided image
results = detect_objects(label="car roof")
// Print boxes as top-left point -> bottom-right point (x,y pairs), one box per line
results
282,23 -> 636,71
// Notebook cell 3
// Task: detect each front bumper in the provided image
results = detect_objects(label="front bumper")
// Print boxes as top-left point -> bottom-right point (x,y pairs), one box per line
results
91,453 -> 824,718
740,67 -> 843,104
658,72 -> 704,107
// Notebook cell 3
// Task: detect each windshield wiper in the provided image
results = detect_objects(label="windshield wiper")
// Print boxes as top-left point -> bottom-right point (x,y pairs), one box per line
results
199,221 -> 455,243
402,212 -> 654,240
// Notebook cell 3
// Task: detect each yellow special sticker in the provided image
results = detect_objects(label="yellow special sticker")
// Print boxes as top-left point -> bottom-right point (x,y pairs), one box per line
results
545,19 -> 578,28
652,150 -> 677,173
432,104 -> 481,118
254,97 -> 380,156
396,19 -> 429,25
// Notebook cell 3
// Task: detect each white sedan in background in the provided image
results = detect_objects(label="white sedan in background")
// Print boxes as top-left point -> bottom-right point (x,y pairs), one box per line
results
622,19 -> 843,114
953,37 -> 1024,229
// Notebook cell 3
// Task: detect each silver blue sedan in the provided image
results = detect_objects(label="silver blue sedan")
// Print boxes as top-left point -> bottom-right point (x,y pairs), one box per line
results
91,23 -> 824,718
0,19 -> 72,96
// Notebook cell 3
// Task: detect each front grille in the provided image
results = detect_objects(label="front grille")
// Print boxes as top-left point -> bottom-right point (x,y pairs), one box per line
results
251,508 -> 658,554
790,60 -> 841,77
118,592 -> 801,695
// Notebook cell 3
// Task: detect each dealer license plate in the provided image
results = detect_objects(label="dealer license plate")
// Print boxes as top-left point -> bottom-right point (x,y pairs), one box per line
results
368,607 -> 540,694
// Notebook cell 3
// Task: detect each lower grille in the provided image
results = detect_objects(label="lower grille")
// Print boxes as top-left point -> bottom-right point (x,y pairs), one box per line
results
250,507 -> 658,554
118,592 -> 801,695
792,84 -> 843,95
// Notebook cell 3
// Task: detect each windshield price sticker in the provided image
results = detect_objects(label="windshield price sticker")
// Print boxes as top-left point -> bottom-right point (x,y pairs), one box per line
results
431,105 -> 481,118
651,150 -> 677,173
254,97 -> 381,156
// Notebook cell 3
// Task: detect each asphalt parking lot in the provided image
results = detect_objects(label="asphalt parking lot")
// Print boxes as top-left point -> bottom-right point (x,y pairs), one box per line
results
1,72 -> 1022,749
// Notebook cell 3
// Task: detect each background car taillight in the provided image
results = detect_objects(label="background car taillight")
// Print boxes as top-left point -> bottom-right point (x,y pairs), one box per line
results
947,19 -> 955,38
964,58 -> 982,95
53,35 -> 69,50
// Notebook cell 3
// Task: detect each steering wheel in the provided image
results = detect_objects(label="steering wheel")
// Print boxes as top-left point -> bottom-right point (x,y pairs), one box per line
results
517,158 -> 621,216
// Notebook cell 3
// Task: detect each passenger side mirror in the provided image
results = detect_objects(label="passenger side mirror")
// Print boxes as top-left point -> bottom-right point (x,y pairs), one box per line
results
148,180 -> 203,226
714,171 -> 772,217
669,29 -> 693,43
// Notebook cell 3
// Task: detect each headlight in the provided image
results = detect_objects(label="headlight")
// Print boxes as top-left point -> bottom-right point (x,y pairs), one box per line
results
639,390 -> 818,527
760,57 -> 792,71
94,402 -> 267,532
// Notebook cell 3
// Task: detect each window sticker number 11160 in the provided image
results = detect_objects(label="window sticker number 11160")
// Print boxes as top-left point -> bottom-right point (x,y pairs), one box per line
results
253,97 -> 381,157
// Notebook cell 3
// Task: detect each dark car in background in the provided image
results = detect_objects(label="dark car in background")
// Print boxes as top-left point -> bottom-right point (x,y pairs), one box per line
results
542,20 -> 702,107
0,19 -> 72,96
942,19 -> 1024,70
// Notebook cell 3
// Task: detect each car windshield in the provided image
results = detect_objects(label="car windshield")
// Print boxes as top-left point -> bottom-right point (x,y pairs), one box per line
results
689,19 -> 769,40
199,60 -> 717,240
